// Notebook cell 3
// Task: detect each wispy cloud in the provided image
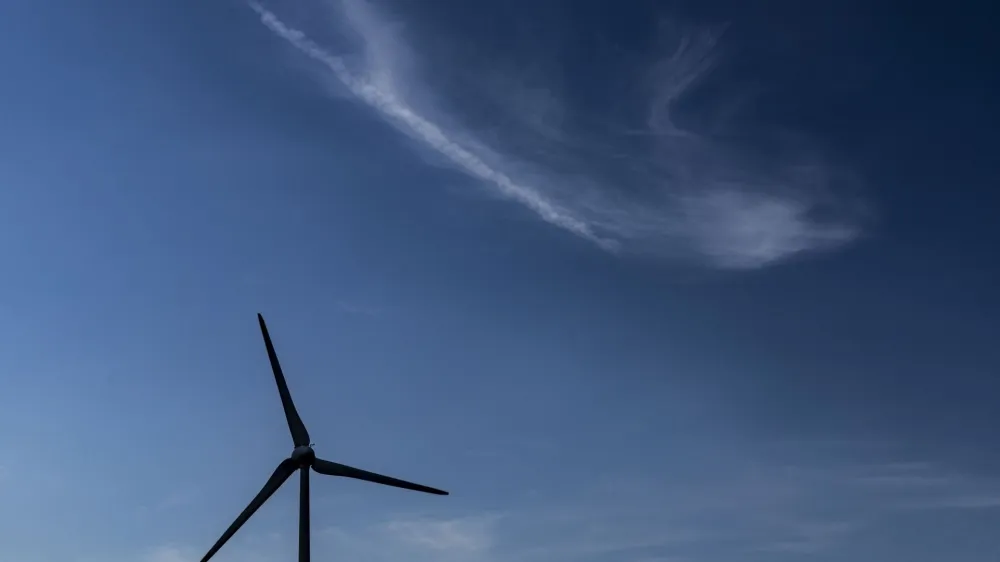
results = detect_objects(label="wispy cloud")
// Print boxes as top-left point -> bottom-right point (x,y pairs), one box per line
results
143,533 -> 289,562
317,515 -> 499,562
383,515 -> 498,552
912,494 -> 1000,509
248,0 -> 868,269
482,449 -> 1000,560
144,450 -> 1000,562
250,1 -> 615,252
143,545 -> 196,562
751,520 -> 858,554
135,488 -> 201,519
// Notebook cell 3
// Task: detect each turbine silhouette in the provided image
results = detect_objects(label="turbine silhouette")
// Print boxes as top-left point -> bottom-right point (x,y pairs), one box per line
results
199,314 -> 448,562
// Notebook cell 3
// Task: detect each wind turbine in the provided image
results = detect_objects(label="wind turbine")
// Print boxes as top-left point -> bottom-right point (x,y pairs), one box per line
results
199,314 -> 448,562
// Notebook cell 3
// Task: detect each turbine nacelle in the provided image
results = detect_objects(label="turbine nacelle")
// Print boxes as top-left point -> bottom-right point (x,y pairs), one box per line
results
291,445 -> 316,466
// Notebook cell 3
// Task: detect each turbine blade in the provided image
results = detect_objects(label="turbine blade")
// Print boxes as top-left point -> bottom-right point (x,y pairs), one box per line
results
312,458 -> 449,496
200,458 -> 298,562
258,313 -> 311,447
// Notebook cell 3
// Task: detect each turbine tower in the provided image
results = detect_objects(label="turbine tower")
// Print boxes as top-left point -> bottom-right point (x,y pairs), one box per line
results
199,314 -> 448,562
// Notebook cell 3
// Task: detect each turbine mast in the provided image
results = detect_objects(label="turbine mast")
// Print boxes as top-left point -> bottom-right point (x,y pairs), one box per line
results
300,466 -> 310,562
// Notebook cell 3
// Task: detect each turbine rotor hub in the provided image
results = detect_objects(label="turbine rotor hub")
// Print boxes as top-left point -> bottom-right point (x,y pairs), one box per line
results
291,445 -> 316,466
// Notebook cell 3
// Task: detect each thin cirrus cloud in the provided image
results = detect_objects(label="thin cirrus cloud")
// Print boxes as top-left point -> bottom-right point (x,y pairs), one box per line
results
136,442 -> 1000,562
142,455 -> 1000,562
249,0 -> 866,269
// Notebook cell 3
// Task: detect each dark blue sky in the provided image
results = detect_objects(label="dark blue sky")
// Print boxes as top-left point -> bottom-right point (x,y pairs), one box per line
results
0,1 -> 998,561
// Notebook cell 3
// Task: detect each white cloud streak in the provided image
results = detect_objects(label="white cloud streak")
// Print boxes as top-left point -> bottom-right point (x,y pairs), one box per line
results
384,516 -> 497,552
248,0 -> 867,268
250,1 -> 616,252
140,452 -> 1000,562
143,545 -> 197,562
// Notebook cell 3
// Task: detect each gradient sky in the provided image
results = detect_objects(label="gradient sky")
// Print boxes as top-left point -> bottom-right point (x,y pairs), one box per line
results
1,0 -> 998,561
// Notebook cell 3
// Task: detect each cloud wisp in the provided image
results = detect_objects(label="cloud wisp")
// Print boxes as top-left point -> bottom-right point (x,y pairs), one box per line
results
249,0 -> 866,268
138,445 -> 1000,562
249,1 -> 614,252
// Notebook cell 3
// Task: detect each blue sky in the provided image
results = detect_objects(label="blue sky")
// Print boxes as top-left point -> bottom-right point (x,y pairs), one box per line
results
1,0 -> 998,561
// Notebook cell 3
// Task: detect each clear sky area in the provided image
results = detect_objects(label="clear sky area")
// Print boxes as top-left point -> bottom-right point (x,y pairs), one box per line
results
1,0 -> 998,561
